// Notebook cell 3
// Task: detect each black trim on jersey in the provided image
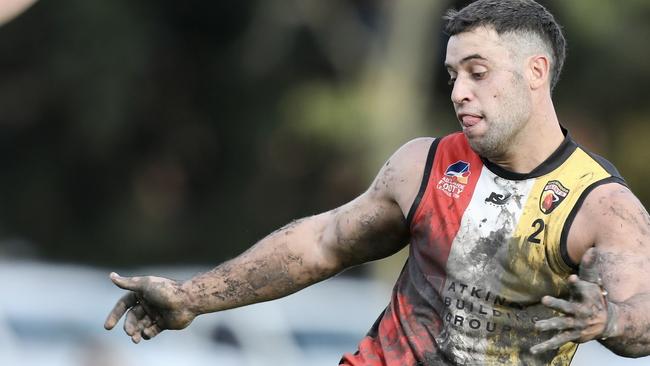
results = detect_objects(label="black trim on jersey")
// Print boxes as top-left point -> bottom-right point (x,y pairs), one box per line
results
559,176 -> 628,272
406,138 -> 440,227
578,144 -> 625,179
481,128 -> 578,181
567,344 -> 579,366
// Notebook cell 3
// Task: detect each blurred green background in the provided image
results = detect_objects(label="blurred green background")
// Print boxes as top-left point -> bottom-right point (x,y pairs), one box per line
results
0,0 -> 648,268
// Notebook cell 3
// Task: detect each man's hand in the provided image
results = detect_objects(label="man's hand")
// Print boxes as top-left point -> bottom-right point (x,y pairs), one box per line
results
530,248 -> 619,354
104,272 -> 197,343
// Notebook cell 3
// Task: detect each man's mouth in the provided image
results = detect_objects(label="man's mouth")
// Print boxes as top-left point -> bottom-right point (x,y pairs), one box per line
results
457,113 -> 483,128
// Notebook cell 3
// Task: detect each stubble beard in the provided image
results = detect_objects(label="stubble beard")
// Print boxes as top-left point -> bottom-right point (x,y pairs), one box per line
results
467,72 -> 531,160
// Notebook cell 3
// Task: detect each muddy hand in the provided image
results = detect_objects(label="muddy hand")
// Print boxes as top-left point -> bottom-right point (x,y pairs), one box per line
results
531,248 -> 618,354
104,272 -> 196,343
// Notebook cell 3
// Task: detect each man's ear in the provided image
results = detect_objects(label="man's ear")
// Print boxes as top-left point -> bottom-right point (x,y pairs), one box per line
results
528,54 -> 551,90
0,0 -> 38,26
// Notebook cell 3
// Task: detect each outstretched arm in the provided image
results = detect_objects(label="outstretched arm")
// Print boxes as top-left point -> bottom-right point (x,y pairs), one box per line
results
532,184 -> 650,357
183,185 -> 410,313
104,138 -> 432,343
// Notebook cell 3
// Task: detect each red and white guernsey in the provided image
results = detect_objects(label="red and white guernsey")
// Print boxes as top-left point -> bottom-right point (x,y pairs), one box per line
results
340,131 -> 625,365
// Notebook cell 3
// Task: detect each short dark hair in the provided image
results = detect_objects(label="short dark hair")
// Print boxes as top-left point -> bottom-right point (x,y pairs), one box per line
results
443,0 -> 566,90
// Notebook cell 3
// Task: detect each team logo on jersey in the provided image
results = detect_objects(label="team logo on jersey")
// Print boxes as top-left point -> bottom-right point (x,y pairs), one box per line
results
539,180 -> 570,214
437,161 -> 471,199
445,161 -> 471,184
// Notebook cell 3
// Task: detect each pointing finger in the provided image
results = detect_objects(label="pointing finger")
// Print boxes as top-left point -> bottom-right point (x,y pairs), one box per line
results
104,292 -> 138,330
110,272 -> 146,292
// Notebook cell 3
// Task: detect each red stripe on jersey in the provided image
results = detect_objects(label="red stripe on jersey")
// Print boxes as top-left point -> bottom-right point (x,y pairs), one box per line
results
340,292 -> 424,365
410,132 -> 484,281
341,133 -> 483,366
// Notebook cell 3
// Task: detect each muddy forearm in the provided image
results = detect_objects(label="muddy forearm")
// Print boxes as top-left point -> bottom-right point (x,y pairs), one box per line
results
181,217 -> 339,315
178,183 -> 409,315
601,293 -> 650,358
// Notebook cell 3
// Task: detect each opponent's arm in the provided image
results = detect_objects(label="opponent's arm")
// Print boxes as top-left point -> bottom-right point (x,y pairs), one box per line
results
532,184 -> 650,357
104,138 -> 432,343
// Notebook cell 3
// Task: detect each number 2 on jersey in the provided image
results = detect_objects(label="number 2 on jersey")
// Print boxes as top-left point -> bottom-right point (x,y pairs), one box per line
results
527,219 -> 545,244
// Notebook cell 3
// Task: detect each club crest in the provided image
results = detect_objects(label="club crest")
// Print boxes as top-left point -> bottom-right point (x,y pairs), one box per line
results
436,161 -> 471,199
444,161 -> 471,184
539,180 -> 570,214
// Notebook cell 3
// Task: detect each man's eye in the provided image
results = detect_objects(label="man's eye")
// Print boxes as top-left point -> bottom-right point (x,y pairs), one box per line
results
472,72 -> 487,80
447,78 -> 456,86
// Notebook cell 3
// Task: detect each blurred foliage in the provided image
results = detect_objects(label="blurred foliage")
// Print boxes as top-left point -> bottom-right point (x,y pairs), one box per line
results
0,0 -> 648,267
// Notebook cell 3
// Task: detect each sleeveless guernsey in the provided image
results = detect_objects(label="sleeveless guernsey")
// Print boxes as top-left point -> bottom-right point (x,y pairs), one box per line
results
340,130 -> 625,365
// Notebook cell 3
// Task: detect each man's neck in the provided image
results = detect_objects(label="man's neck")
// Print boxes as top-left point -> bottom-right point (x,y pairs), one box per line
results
489,108 -> 564,174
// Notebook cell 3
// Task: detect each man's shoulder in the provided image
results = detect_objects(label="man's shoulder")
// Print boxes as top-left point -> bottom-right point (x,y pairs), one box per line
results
568,180 -> 637,262
392,132 -> 465,163
388,133 -> 472,179
373,137 -> 437,213
573,143 -> 623,180
395,137 -> 436,160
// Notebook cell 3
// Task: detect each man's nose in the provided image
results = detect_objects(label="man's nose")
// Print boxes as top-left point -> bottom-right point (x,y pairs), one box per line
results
451,78 -> 472,105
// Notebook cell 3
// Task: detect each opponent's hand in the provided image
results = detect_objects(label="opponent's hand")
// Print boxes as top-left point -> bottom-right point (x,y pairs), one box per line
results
104,272 -> 197,343
530,248 -> 619,354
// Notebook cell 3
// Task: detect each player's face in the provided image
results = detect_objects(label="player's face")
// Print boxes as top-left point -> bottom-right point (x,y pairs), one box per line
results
445,26 -> 532,159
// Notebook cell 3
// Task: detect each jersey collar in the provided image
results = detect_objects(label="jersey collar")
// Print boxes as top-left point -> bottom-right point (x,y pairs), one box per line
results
480,126 -> 577,181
